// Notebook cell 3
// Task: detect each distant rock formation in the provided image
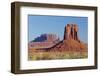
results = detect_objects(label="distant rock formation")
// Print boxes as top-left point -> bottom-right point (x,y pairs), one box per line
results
47,24 -> 87,52
28,34 -> 60,48
33,34 -> 59,42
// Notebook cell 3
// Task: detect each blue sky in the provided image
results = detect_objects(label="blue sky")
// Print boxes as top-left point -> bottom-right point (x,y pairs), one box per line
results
28,15 -> 88,43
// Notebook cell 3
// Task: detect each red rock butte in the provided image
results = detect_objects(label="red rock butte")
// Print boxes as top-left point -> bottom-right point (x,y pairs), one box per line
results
47,24 -> 87,52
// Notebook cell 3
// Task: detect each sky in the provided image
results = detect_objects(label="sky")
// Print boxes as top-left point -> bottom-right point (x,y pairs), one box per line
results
28,15 -> 88,43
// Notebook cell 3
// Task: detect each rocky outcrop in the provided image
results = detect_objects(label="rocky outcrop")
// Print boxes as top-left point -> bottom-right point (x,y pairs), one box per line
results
47,39 -> 87,51
47,24 -> 87,52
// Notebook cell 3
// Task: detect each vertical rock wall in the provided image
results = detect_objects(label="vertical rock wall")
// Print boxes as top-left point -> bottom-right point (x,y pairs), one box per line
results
64,24 -> 79,41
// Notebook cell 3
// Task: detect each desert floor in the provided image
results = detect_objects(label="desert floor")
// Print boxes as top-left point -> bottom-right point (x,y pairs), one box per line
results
28,48 -> 88,60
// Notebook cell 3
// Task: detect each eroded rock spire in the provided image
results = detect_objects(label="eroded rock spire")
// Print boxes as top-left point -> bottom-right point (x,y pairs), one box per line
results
64,24 -> 79,41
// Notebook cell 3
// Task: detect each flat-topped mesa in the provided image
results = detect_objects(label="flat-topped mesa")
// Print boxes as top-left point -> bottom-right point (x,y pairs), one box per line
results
64,24 -> 79,41
29,34 -> 60,49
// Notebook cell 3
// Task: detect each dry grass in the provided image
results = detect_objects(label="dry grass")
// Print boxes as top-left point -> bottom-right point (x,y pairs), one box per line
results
28,49 -> 88,60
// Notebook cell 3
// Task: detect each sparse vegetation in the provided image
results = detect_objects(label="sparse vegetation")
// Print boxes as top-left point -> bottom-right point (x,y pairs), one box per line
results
28,50 -> 88,60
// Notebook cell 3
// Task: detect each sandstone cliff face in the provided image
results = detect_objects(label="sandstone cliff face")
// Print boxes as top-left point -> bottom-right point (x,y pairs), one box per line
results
64,24 -> 79,41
